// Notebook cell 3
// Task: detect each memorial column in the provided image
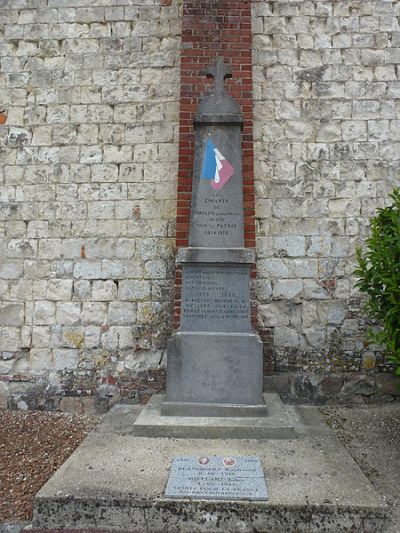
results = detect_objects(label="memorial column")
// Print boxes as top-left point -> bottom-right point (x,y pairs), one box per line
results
174,0 -> 257,330
162,57 -> 266,417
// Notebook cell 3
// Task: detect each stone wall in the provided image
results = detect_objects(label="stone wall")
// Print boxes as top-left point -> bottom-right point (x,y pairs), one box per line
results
1,0 -> 399,411
253,0 -> 399,401
0,0 -> 181,411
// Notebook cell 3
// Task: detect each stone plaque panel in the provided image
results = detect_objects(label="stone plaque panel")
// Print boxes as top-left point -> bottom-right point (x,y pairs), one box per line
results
165,456 -> 268,501
189,125 -> 244,248
181,264 -> 251,332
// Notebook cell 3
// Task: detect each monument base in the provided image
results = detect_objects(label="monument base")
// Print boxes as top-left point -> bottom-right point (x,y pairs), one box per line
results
31,401 -> 388,533
161,400 -> 268,418
134,394 -> 295,439
164,331 -> 265,415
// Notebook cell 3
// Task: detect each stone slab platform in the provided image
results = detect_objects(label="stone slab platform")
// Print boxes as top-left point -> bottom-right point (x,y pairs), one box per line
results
31,402 -> 388,533
133,393 -> 298,439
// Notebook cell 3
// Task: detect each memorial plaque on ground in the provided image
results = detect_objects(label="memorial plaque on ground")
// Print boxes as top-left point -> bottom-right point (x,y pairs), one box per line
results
165,456 -> 268,501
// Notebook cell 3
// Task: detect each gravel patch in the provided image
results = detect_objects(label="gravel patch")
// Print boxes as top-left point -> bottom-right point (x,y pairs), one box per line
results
0,409 -> 98,523
321,403 -> 400,533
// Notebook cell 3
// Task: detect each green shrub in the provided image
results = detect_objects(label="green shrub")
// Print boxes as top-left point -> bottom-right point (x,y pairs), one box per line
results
354,187 -> 400,383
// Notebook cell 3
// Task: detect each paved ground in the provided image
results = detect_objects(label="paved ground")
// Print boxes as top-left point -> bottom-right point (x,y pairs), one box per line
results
0,525 -> 29,533
0,402 -> 399,531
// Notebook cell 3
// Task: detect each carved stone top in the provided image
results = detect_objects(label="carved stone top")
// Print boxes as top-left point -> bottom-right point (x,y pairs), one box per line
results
206,56 -> 232,96
195,56 -> 243,125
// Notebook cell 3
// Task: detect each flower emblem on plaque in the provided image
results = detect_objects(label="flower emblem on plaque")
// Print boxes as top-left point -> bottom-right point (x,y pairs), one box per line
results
197,456 -> 210,466
222,457 -> 236,467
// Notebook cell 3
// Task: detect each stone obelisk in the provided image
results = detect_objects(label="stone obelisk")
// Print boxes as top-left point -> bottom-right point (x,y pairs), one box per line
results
162,57 -> 266,417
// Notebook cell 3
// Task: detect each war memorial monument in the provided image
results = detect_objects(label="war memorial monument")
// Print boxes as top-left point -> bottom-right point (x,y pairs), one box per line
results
29,59 -> 388,533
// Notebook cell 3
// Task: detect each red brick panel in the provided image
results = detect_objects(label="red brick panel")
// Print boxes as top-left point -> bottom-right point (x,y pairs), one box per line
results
174,0 -> 256,328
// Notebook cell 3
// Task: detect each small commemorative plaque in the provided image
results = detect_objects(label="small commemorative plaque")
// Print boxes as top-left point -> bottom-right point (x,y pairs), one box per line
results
165,456 -> 268,501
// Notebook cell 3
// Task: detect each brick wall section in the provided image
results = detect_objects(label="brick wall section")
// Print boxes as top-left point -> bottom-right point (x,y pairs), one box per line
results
174,0 -> 258,329
0,0 -> 181,411
253,0 -> 400,401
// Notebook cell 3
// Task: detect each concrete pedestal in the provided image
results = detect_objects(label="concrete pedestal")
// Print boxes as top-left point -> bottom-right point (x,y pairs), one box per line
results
137,394 -> 296,438
163,332 -> 266,416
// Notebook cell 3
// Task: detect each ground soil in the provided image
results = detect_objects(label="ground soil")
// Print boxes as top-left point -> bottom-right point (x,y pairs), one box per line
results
0,409 -> 97,523
0,404 -> 399,531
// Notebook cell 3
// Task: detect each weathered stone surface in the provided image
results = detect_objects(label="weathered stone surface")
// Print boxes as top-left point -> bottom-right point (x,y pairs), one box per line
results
0,0 -> 180,409
46,279 -> 73,301
119,280 -> 151,301
92,280 -> 118,301
0,303 -> 24,326
108,302 -> 136,326
58,396 -> 86,415
0,381 -> 9,408
55,302 -> 81,326
54,349 -> 79,371
253,0 -> 398,382
30,349 -> 52,374
33,301 -> 56,326
339,374 -> 376,400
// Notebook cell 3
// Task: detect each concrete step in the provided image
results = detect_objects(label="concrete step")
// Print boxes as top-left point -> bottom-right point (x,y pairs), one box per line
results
131,393 -> 300,439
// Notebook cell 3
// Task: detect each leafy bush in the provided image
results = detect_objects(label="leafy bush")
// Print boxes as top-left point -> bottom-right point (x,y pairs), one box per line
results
355,188 -> 400,383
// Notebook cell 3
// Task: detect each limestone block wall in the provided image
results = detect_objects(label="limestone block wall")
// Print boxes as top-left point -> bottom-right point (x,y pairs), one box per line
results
1,0 -> 399,410
0,0 -> 180,410
253,0 -> 400,400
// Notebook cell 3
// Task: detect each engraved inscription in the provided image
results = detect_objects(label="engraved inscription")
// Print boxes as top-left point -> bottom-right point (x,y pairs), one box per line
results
192,194 -> 240,238
181,266 -> 250,331
184,271 -> 248,320
165,456 -> 268,501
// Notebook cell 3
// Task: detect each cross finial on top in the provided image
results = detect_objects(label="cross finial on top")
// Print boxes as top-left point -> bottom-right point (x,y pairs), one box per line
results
206,57 -> 232,95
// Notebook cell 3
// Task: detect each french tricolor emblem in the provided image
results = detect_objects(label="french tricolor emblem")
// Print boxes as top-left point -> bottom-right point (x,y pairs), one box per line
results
201,139 -> 235,190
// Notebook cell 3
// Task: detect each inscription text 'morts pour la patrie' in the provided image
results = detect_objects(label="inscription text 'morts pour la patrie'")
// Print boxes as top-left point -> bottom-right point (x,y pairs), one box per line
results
192,195 -> 240,239
162,57 -> 267,416
165,456 -> 268,501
